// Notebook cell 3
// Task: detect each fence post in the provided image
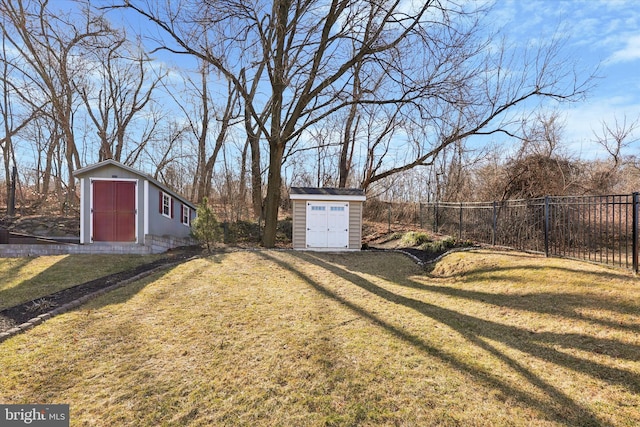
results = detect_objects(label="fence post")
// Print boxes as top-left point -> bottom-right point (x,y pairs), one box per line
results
633,192 -> 639,274
544,196 -> 550,257
459,202 -> 463,241
434,202 -> 438,233
492,201 -> 497,246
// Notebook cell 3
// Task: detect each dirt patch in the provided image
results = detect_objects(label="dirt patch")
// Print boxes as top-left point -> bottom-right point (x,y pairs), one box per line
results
0,247 -> 201,334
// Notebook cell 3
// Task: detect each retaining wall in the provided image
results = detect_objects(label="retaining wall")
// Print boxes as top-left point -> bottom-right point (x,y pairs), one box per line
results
0,234 -> 197,257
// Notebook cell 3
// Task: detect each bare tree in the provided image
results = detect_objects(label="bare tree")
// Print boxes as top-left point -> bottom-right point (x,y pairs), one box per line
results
1,0 -> 118,207
1,25 -> 44,212
585,114 -> 640,194
473,111 -> 580,200
593,114 -> 640,168
338,55 -> 365,188
361,33 -> 592,187
177,63 -> 241,204
76,34 -> 165,165
146,119 -> 191,189
111,0 -> 593,247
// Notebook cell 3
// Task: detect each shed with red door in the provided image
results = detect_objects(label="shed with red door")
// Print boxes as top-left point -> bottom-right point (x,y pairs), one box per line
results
74,160 -> 196,250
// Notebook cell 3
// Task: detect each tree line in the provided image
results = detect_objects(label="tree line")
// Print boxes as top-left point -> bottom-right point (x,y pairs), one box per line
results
0,0 -> 608,246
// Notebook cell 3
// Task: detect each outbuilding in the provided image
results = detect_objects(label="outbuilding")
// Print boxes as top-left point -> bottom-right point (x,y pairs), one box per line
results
290,187 -> 366,251
73,159 -> 197,252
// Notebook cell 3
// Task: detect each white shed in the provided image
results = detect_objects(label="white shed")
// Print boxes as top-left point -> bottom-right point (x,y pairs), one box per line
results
290,187 -> 366,251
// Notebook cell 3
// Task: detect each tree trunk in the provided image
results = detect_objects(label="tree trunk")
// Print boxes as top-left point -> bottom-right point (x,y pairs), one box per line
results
239,139 -> 249,220
339,64 -> 361,188
194,64 -> 210,203
339,107 -> 359,187
249,132 -> 262,219
8,165 -> 16,217
64,132 -> 77,207
261,143 -> 284,247
261,0 -> 289,247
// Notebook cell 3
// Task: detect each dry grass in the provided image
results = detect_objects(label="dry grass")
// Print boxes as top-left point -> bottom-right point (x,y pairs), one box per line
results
1,249 -> 639,426
0,254 -> 164,310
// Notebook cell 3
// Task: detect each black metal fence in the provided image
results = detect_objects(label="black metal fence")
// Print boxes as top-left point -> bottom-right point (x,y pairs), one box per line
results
365,194 -> 640,272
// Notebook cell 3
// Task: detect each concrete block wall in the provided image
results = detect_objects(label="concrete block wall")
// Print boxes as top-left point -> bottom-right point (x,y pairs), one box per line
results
144,234 -> 198,254
0,243 -> 152,257
0,234 -> 196,257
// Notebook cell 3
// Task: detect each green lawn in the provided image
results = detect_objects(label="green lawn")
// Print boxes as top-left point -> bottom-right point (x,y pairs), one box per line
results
0,254 -> 164,310
1,250 -> 639,426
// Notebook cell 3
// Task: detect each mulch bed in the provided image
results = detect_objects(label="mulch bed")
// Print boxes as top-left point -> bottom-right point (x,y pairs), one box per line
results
367,246 -> 450,265
0,248 -> 201,334
393,247 -> 448,264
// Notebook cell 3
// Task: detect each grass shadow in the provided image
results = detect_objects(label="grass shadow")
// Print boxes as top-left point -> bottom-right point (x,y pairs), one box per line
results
0,254 -> 169,311
345,250 -> 640,333
0,258 -> 34,307
260,250 -> 627,426
323,251 -> 640,365
83,254 -> 225,311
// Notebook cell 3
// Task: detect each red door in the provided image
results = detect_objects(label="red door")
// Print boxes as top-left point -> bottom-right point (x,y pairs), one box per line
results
92,181 -> 136,242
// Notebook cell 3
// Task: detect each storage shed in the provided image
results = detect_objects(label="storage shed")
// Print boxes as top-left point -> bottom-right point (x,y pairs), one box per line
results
73,160 -> 197,252
290,187 -> 366,251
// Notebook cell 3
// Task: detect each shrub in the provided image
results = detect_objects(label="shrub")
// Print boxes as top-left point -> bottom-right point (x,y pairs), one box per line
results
190,197 -> 222,252
418,235 -> 457,254
401,231 -> 432,246
277,219 -> 293,241
225,221 -> 261,243
416,235 -> 476,254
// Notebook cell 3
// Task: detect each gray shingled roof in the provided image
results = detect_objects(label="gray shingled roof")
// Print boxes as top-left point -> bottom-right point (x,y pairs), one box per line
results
290,187 -> 365,197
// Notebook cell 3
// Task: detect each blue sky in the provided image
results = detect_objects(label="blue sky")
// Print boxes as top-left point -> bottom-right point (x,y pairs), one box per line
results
52,0 -> 640,164
492,0 -> 640,158
118,0 -> 638,161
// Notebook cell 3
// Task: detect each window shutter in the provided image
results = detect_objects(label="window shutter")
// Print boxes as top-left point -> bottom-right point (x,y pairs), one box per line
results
170,199 -> 174,218
159,190 -> 163,213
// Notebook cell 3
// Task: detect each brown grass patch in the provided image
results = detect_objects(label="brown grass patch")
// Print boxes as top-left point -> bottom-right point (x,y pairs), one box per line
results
1,250 -> 639,426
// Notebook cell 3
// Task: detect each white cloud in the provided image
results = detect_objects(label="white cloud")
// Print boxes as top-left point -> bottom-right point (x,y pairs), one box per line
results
607,34 -> 640,63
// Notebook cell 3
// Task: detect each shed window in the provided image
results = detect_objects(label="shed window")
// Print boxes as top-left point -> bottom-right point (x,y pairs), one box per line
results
181,205 -> 190,226
330,206 -> 345,211
311,206 -> 326,211
161,192 -> 172,218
